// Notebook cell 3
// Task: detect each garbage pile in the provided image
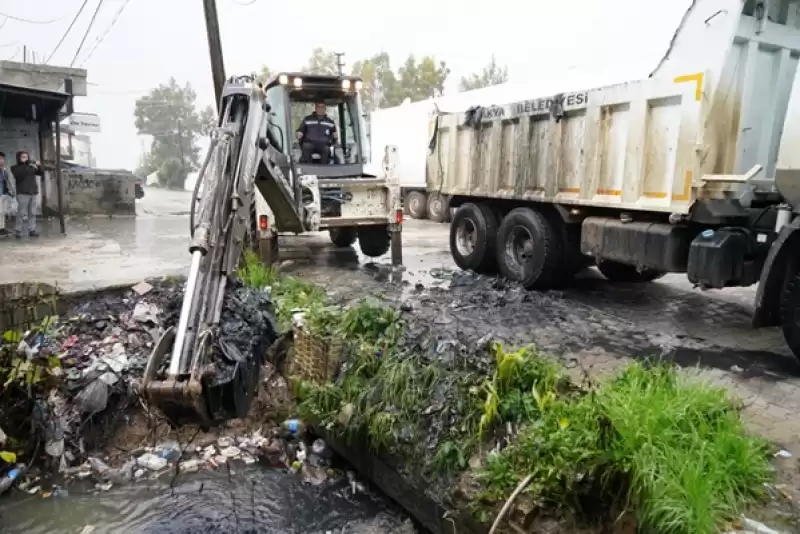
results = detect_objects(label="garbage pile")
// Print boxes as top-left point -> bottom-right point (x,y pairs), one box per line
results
0,278 -> 184,486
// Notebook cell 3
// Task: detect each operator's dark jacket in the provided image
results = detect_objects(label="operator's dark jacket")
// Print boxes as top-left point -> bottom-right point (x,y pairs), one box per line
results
11,151 -> 43,196
297,113 -> 337,144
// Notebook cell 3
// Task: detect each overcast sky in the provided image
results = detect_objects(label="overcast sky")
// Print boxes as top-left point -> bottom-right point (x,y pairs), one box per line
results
2,0 -> 690,169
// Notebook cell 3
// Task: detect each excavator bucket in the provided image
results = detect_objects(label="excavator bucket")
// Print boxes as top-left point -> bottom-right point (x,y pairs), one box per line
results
140,322 -> 270,428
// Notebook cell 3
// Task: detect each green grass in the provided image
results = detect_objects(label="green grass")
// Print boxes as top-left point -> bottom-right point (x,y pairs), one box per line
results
239,251 -> 772,534
479,362 -> 771,533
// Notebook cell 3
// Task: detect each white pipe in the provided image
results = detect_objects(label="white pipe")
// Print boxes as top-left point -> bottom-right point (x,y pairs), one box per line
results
169,251 -> 203,376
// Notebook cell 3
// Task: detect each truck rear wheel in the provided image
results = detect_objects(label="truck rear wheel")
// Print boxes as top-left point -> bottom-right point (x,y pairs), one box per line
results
450,203 -> 499,274
406,191 -> 428,219
496,207 -> 563,289
597,259 -> 665,283
427,193 -> 450,223
329,227 -> 357,247
781,271 -> 800,360
358,225 -> 390,257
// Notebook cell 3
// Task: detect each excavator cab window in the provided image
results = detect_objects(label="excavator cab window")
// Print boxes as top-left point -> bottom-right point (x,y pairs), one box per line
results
288,98 -> 360,165
264,77 -> 365,166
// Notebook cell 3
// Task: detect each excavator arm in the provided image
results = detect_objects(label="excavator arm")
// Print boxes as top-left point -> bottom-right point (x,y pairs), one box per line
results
140,76 -> 272,428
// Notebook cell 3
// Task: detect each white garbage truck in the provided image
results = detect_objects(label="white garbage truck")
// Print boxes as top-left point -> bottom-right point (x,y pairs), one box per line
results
429,0 -> 800,359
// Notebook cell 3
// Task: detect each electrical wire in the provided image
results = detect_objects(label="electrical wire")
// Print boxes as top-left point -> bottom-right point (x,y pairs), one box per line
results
0,16 -> 8,31
69,0 -> 106,68
46,0 -> 91,64
0,10 -> 68,25
79,0 -> 131,67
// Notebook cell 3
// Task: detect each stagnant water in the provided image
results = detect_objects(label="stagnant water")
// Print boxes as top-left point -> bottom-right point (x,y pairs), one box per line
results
0,465 -> 416,534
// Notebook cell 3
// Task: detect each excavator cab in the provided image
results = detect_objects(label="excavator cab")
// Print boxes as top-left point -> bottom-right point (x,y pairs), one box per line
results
263,73 -> 368,180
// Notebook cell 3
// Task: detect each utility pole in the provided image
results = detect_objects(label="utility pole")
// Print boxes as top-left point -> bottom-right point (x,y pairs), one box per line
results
202,0 -> 226,111
334,52 -> 345,76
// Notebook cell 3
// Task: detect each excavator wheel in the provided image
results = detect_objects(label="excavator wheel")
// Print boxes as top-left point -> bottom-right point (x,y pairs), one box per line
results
329,227 -> 358,247
358,225 -> 391,257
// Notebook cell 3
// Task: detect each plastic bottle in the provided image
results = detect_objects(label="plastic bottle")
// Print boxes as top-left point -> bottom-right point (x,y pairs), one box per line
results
0,463 -> 26,494
281,419 -> 306,435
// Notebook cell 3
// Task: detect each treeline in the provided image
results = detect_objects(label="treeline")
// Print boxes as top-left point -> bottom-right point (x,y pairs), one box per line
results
262,49 -> 509,112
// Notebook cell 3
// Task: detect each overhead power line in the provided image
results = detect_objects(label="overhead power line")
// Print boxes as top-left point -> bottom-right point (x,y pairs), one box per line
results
79,0 -> 131,67
47,0 -> 91,64
70,0 -> 106,68
0,10 -> 68,25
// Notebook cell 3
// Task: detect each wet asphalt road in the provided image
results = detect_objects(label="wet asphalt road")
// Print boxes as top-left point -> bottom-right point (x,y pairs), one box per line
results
2,187 -> 800,463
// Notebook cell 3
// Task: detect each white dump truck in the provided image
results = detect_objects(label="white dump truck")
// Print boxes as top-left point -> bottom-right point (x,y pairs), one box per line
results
429,0 -> 800,359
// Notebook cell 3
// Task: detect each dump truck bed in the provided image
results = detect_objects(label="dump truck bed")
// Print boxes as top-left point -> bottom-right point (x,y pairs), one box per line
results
428,0 -> 800,215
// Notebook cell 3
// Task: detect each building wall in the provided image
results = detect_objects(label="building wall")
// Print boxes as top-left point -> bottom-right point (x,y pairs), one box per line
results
64,169 -> 136,216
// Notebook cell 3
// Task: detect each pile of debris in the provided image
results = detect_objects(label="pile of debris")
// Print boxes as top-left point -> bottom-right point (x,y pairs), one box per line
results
0,279 -> 184,480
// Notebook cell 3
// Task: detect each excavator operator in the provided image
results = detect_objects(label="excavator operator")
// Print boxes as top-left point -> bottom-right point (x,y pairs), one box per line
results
296,102 -> 338,164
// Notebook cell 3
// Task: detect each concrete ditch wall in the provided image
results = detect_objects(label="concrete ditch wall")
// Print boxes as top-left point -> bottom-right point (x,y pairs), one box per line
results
0,283 -> 129,333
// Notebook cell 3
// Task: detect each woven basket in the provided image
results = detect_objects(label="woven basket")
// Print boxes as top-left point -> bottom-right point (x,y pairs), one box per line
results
289,325 -> 344,385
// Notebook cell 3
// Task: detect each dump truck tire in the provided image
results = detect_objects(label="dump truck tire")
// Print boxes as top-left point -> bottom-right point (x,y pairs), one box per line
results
406,191 -> 428,219
781,271 -> 800,360
496,207 -> 563,289
358,226 -> 391,257
597,259 -> 665,283
329,227 -> 358,247
427,193 -> 449,223
450,203 -> 499,274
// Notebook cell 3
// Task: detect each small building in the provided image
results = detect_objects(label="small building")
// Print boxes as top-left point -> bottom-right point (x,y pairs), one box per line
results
60,123 -> 96,168
0,60 -> 88,231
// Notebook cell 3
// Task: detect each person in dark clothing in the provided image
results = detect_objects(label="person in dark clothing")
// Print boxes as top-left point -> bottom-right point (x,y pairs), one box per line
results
10,151 -> 43,238
295,102 -> 338,164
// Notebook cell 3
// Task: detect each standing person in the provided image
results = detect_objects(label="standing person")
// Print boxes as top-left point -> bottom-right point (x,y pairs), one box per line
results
0,152 -> 14,237
10,151 -> 43,238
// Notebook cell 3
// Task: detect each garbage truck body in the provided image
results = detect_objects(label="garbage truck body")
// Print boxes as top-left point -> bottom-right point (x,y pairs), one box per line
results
429,0 -> 800,359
